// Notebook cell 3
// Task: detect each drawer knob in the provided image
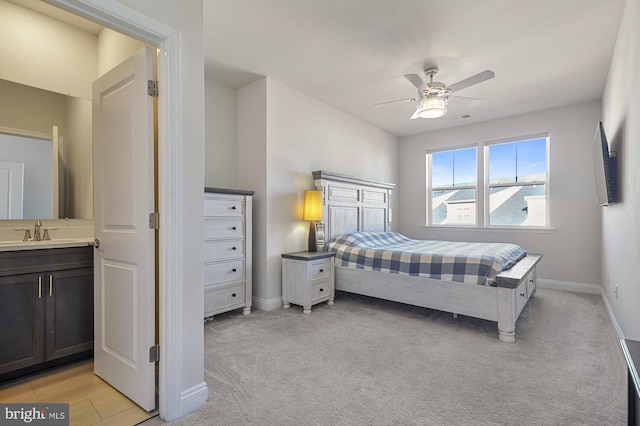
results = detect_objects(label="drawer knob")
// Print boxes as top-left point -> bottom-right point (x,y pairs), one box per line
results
319,288 -> 324,292
232,293 -> 236,297
232,268 -> 237,272
232,226 -> 237,230
520,293 -> 525,297
231,206 -> 237,210
319,269 -> 324,273
232,247 -> 237,250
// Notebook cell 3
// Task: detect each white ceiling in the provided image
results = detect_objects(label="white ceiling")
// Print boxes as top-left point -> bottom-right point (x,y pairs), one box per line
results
204,0 -> 627,138
12,0 -> 627,139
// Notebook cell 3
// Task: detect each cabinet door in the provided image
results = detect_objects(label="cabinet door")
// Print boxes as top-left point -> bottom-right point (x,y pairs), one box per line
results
45,268 -> 94,361
0,274 -> 44,374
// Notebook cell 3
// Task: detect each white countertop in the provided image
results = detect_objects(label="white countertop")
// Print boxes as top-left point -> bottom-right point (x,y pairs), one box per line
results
0,238 -> 95,252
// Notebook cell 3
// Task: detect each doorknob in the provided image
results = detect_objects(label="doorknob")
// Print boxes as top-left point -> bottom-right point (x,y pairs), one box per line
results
92,238 -> 100,249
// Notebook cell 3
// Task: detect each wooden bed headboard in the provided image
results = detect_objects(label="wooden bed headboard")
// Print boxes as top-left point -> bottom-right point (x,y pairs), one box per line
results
312,171 -> 396,242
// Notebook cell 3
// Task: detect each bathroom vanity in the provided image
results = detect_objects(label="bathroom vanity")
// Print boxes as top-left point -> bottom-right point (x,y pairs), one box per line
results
0,244 -> 94,383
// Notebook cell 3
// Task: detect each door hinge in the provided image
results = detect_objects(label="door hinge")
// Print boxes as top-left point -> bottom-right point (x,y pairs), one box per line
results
147,80 -> 158,98
149,344 -> 160,363
149,212 -> 159,229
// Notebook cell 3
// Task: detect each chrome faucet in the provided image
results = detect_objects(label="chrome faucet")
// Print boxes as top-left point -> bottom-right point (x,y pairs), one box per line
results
33,220 -> 42,241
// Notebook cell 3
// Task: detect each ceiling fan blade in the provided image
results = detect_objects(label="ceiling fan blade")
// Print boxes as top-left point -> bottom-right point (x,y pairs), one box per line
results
410,109 -> 420,120
374,97 -> 416,106
404,73 -> 426,90
449,95 -> 483,108
448,70 -> 495,93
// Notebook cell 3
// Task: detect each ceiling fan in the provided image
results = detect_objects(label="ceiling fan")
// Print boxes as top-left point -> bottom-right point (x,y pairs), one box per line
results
376,67 -> 495,119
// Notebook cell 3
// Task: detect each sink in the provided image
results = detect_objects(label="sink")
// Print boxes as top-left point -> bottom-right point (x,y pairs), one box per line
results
0,238 -> 94,251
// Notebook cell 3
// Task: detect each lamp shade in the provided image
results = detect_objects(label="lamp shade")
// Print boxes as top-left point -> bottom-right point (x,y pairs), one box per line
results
303,190 -> 323,221
416,96 -> 448,118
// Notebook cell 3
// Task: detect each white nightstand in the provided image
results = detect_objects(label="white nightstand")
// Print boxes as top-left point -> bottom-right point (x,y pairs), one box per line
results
281,251 -> 335,313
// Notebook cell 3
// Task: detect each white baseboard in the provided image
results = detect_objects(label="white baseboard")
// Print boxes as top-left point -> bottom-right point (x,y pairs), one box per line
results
252,296 -> 283,312
599,290 -> 625,341
537,278 -> 601,295
179,382 -> 208,418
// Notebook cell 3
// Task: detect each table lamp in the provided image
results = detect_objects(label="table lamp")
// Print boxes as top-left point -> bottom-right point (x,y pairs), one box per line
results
303,190 -> 323,252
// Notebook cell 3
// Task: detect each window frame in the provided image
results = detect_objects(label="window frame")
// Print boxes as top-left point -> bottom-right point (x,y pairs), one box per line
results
426,144 -> 480,227
425,133 -> 550,229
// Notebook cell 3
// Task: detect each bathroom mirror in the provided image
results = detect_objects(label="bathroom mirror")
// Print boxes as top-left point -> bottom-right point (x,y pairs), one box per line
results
0,78 -> 93,220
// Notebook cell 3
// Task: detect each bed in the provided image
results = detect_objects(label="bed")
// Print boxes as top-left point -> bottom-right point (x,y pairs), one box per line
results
312,170 -> 542,342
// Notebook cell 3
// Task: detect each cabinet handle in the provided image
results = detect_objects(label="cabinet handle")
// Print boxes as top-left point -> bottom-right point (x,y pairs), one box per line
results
520,293 -> 525,297
232,268 -> 237,272
232,247 -> 237,251
231,293 -> 236,297
38,276 -> 42,298
319,288 -> 324,292
231,206 -> 237,210
319,269 -> 324,272
49,275 -> 53,297
232,226 -> 237,230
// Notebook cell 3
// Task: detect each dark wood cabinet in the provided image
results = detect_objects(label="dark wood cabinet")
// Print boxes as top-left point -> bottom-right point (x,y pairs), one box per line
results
0,273 -> 45,374
0,247 -> 93,382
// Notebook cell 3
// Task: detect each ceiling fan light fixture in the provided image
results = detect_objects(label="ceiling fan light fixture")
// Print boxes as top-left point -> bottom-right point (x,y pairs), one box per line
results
416,95 -> 448,118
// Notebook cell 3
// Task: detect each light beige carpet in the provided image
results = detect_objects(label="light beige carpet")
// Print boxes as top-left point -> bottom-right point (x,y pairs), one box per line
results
143,288 -> 626,425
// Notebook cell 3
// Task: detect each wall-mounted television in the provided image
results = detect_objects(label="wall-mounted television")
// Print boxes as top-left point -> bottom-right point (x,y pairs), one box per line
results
593,121 -> 617,206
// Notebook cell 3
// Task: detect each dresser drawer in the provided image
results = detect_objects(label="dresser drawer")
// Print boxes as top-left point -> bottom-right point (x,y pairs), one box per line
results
515,277 -> 528,314
204,197 -> 245,217
311,280 -> 332,303
204,239 -> 245,261
309,259 -> 331,281
205,259 -> 245,284
204,219 -> 245,239
204,283 -> 245,316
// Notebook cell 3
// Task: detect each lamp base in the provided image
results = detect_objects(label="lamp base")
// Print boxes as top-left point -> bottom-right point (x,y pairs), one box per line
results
308,221 -> 317,252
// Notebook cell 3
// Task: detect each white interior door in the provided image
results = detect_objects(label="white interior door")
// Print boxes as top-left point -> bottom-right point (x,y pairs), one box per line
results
93,47 -> 156,411
0,161 -> 24,219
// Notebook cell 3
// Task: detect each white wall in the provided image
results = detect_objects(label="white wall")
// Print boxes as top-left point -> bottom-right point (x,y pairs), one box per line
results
601,0 -> 640,340
97,27 -> 147,75
64,96 -> 92,219
204,78 -> 237,188
237,77 -> 398,308
398,101 -> 603,287
0,0 -> 97,100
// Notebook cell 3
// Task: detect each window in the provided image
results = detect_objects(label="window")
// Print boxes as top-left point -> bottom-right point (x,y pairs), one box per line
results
487,137 -> 548,227
428,147 -> 477,225
426,134 -> 549,228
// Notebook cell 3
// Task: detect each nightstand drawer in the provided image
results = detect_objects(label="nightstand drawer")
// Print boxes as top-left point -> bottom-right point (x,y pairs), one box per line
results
204,197 -> 245,216
204,284 -> 245,315
205,259 -> 246,284
204,219 -> 245,239
204,239 -> 245,261
311,281 -> 332,303
309,259 -> 331,281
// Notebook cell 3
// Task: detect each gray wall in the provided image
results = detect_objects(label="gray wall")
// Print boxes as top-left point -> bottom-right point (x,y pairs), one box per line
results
204,78 -> 237,188
235,77 -> 399,310
398,101 -> 603,287
601,0 -> 640,340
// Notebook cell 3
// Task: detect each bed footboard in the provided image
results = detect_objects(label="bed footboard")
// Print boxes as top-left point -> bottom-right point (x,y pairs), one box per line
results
335,253 -> 542,342
495,254 -> 542,342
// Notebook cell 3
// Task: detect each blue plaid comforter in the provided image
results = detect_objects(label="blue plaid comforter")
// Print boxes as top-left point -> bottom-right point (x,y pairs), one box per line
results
326,232 -> 526,286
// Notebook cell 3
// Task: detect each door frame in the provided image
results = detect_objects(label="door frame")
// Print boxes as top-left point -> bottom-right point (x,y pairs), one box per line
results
46,0 -> 185,420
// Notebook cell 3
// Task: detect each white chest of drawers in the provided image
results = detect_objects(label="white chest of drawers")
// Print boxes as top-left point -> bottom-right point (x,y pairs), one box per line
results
204,188 -> 254,319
